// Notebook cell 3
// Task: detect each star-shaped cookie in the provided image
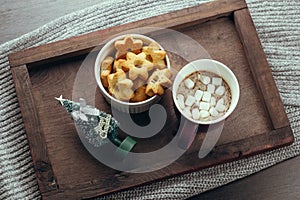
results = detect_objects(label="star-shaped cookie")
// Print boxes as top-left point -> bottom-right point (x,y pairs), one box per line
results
143,42 -> 167,69
114,35 -> 143,59
107,69 -> 134,101
126,52 -> 154,80
146,68 -> 172,96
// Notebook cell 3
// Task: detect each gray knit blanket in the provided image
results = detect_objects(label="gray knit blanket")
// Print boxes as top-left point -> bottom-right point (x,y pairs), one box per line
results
0,0 -> 299,199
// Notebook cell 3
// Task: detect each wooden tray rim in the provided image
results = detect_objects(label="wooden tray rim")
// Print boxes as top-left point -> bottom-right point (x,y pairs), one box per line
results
8,0 -> 294,198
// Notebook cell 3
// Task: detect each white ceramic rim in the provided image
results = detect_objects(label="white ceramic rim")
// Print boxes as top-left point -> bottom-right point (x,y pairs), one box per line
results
94,34 -> 171,108
172,59 -> 240,125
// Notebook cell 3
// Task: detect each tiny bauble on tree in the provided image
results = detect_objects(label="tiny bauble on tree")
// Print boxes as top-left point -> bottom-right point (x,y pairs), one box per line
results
55,95 -> 136,155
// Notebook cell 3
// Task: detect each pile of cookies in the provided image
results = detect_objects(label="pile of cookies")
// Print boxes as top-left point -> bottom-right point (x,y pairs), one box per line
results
100,34 -> 172,102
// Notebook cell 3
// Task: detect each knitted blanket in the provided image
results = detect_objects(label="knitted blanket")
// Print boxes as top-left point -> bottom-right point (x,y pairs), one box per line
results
0,0 -> 299,199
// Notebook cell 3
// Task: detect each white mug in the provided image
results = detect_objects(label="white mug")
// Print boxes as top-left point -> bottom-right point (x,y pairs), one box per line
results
172,59 -> 240,149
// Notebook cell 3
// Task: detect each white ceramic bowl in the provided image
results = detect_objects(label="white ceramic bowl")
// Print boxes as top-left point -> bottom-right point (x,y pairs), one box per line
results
95,34 -> 170,113
172,59 -> 240,125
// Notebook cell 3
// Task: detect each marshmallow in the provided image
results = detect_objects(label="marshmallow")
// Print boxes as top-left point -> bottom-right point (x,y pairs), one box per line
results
183,107 -> 192,118
177,94 -> 185,109
199,75 -> 210,85
212,77 -> 222,86
215,102 -> 226,112
185,95 -> 196,106
199,110 -> 210,118
199,102 -> 210,111
217,98 -> 224,106
184,78 -> 195,89
209,107 -> 219,117
202,91 -> 211,102
192,108 -> 200,120
195,90 -> 203,101
215,85 -> 225,96
207,84 -> 215,94
215,98 -> 226,112
177,86 -> 187,94
210,96 -> 216,106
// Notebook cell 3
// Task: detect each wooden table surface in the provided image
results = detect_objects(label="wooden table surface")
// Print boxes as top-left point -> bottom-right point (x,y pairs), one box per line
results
1,1 -> 299,199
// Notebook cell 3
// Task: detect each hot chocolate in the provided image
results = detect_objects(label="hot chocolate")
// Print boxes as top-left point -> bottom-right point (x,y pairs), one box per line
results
176,71 -> 232,121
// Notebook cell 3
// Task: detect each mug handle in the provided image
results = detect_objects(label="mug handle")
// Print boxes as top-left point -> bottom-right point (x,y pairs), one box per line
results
177,117 -> 199,150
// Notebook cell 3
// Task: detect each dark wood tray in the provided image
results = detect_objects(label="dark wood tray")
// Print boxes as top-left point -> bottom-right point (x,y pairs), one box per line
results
9,0 -> 293,199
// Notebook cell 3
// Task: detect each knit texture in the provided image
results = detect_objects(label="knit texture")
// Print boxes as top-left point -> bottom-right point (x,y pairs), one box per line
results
0,0 -> 299,199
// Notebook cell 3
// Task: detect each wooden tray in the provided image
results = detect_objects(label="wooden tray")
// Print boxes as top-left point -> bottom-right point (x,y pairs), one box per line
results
9,0 -> 294,199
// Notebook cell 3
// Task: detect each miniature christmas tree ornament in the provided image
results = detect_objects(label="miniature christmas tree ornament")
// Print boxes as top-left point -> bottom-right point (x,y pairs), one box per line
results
55,95 -> 136,156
